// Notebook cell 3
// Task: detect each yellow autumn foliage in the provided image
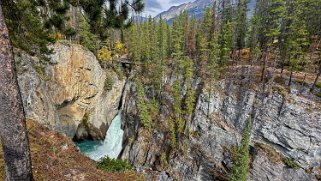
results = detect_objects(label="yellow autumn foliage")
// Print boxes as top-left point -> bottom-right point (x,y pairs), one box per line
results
115,42 -> 124,50
97,47 -> 113,63
50,32 -> 64,40
240,48 -> 250,60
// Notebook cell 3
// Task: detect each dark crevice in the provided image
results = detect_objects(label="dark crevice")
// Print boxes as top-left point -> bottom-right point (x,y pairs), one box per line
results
55,96 -> 78,109
118,79 -> 128,110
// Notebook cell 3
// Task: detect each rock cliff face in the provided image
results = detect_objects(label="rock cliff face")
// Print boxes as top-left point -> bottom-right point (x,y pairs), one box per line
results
16,43 -> 125,140
120,67 -> 321,181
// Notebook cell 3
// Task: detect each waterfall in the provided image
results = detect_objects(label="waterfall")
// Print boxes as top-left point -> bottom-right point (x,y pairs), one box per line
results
76,81 -> 130,161
76,111 -> 124,161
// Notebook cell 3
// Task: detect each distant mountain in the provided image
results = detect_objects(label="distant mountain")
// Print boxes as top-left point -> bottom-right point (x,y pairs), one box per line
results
156,0 -> 256,23
156,0 -> 212,22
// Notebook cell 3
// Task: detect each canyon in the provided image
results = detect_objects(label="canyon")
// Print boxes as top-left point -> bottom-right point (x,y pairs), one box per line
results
16,43 -> 321,181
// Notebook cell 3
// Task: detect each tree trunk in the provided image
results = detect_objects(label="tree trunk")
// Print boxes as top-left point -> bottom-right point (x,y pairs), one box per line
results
280,61 -> 284,78
261,50 -> 268,82
288,71 -> 293,87
311,63 -> 321,92
207,87 -> 211,119
261,50 -> 268,92
0,5 -> 33,181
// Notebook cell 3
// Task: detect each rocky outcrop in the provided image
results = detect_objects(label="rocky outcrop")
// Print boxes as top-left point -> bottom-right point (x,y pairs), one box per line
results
16,43 -> 125,140
120,67 -> 321,181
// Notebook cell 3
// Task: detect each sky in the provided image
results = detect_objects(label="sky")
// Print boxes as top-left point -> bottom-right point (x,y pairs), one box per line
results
142,0 -> 193,17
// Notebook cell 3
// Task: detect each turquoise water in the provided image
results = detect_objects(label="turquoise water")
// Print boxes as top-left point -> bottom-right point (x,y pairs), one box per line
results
76,111 -> 124,161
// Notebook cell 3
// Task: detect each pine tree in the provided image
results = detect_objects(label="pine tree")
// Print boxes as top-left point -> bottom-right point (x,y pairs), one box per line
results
136,80 -> 152,130
2,0 -> 56,59
285,0 -> 309,86
258,0 -> 286,84
218,0 -> 234,73
203,1 -> 221,118
153,17 -> 168,100
186,15 -> 197,58
235,0 -> 249,60
197,7 -> 212,79
184,57 -> 195,119
218,21 -> 233,72
230,119 -> 252,181
171,16 -> 185,77
173,80 -> 184,134
78,0 -> 144,38
78,12 -> 101,53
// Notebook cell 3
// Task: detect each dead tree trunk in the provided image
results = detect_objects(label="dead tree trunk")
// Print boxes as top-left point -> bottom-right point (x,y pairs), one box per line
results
0,4 -> 33,181
288,71 -> 293,87
311,62 -> 321,92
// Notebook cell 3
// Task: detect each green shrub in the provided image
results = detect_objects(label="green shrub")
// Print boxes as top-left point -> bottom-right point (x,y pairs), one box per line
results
148,97 -> 159,119
82,113 -> 90,129
316,82 -> 321,89
316,92 -> 321,98
191,131 -> 201,139
97,157 -> 133,172
169,121 -> 177,148
282,158 -> 300,170
104,75 -> 114,91
160,153 -> 167,167
275,76 -> 285,85
34,64 -> 45,76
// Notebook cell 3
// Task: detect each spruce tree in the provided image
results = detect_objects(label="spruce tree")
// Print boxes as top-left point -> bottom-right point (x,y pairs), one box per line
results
173,80 -> 184,134
285,0 -> 309,86
230,119 -> 252,181
258,0 -> 286,84
136,80 -> 152,130
218,0 -> 234,73
235,0 -> 249,60
218,21 -> 233,71
184,57 -> 195,120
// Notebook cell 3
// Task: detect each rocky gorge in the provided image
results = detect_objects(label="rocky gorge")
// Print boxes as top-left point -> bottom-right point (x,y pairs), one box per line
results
16,43 -> 125,141
15,43 -> 321,181
120,67 -> 321,180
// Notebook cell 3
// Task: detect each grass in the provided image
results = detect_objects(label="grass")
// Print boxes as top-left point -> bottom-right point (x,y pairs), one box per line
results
272,86 -> 291,101
282,157 -> 300,170
0,119 -> 142,180
275,76 -> 286,85
254,142 -> 282,164
97,157 -> 133,172
255,143 -> 300,170
293,79 -> 309,87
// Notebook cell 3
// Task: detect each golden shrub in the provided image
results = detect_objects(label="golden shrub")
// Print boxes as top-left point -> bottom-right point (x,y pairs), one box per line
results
115,42 -> 124,51
97,47 -> 113,63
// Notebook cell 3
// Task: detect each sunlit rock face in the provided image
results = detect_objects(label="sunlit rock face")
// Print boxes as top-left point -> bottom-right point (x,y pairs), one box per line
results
16,43 -> 125,140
